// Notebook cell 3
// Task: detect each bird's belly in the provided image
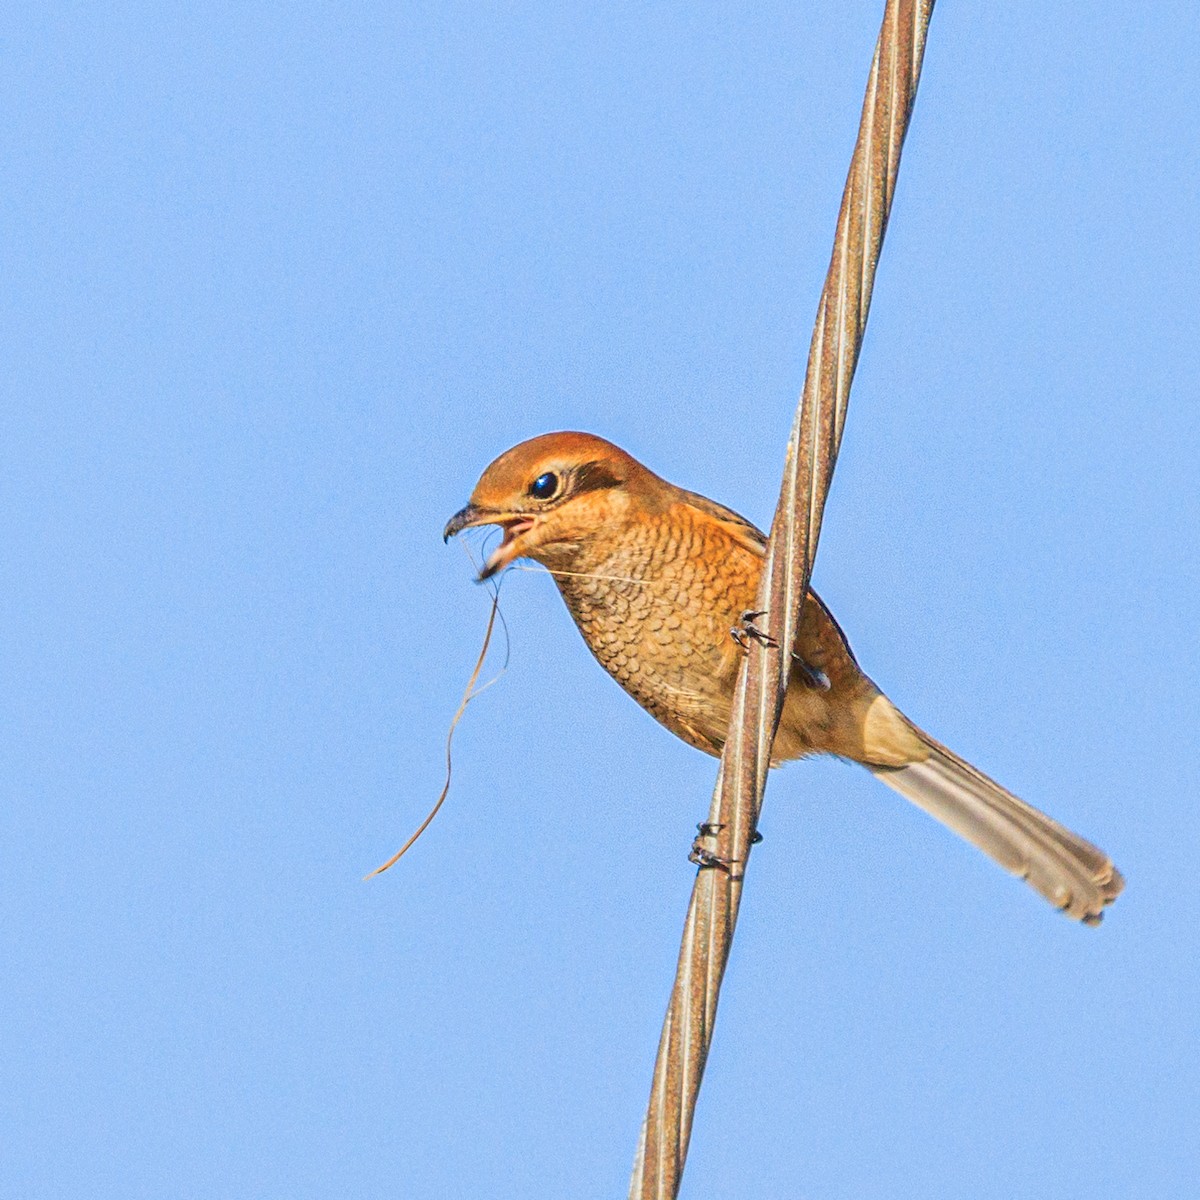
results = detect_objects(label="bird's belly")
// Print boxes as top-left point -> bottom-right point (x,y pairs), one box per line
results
617,648 -> 738,756
559,581 -> 741,755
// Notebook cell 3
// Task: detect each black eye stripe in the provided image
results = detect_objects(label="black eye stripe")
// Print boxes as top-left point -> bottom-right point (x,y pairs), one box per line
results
573,461 -> 621,493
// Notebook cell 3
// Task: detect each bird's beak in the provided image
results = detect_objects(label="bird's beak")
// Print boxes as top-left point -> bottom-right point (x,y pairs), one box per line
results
443,504 -> 487,543
443,504 -> 536,580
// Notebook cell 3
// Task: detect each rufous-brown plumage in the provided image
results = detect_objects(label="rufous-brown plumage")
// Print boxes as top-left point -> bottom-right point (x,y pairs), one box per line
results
444,431 -> 1123,924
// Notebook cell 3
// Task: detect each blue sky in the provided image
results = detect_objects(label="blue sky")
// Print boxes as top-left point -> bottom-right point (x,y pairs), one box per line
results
4,4 -> 1198,1197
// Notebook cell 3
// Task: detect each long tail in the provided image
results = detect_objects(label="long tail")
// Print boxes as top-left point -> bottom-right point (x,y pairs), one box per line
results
870,723 -> 1124,924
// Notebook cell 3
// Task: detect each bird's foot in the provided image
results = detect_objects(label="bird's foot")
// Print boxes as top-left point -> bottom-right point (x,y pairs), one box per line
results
730,610 -> 777,651
689,823 -> 763,873
730,611 -> 831,690
689,844 -> 738,874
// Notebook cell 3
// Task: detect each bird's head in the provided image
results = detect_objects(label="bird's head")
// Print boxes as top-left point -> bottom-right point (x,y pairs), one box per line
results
443,432 -> 655,579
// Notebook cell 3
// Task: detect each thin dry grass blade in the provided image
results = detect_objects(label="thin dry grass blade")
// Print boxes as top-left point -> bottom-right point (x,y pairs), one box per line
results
366,583 -> 507,879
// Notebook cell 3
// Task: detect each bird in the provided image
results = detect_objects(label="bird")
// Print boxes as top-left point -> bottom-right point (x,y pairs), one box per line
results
443,431 -> 1123,924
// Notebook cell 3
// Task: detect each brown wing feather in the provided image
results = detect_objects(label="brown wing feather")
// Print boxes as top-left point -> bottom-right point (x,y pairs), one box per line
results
675,488 -> 769,557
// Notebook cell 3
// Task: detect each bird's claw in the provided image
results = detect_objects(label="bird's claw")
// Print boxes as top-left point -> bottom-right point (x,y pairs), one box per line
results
689,844 -> 737,874
689,824 -> 764,873
731,610 -> 777,651
729,611 -> 831,690
695,820 -> 764,844
794,659 -> 832,691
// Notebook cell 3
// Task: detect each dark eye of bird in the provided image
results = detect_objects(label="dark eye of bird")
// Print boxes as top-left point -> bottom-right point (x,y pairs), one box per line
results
529,471 -> 559,500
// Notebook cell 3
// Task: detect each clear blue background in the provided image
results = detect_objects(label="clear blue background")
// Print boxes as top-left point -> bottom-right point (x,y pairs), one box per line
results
4,4 -> 1197,1197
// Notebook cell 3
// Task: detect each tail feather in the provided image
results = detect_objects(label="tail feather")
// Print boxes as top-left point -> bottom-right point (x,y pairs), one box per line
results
870,724 -> 1124,925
